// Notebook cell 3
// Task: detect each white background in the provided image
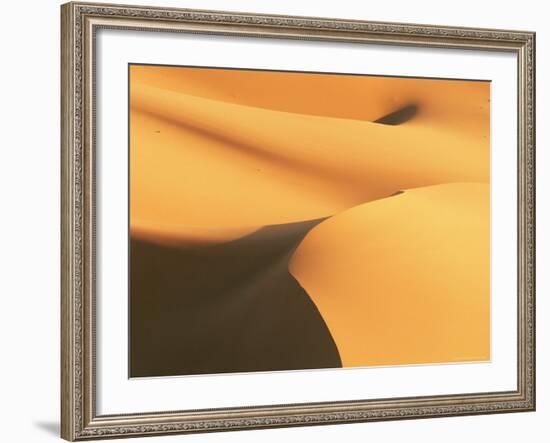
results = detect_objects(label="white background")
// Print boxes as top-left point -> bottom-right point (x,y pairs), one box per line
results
96,28 -> 518,414
0,0 -> 547,442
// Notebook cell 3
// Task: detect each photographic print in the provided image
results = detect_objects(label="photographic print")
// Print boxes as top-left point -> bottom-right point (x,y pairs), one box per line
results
129,65 -> 490,378
62,4 -> 535,439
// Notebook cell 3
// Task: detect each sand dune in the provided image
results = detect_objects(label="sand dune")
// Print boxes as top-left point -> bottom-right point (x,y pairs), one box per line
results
130,218 -> 340,377
130,71 -> 488,241
131,64 -> 489,136
289,183 -> 490,367
129,65 -> 490,377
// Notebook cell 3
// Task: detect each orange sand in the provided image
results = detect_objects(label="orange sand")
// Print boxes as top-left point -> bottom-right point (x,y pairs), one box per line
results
289,183 -> 490,366
130,66 -> 489,240
129,64 -> 490,368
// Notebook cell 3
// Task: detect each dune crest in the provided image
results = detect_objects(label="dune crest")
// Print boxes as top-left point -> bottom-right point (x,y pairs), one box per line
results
131,64 -> 489,136
130,218 -> 340,377
129,65 -> 491,377
289,183 -> 490,367
130,69 -> 489,241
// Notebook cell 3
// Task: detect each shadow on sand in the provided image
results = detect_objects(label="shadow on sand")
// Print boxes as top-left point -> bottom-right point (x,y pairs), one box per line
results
130,217 -> 342,378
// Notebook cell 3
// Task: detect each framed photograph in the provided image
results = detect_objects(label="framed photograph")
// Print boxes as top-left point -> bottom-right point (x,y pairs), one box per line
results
61,1 -> 536,440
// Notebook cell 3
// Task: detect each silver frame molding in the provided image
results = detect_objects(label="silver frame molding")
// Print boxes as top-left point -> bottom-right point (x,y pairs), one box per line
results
61,2 -> 536,440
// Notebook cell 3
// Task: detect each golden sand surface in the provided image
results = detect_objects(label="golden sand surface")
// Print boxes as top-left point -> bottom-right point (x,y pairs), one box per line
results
129,64 -> 490,370
289,183 -> 490,366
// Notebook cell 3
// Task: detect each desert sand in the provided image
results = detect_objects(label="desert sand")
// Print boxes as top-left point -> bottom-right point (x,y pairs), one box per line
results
289,183 -> 490,367
129,65 -> 490,376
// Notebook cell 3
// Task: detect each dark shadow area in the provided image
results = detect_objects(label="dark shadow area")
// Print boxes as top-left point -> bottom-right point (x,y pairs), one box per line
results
374,104 -> 418,125
130,218 -> 342,377
33,421 -> 59,437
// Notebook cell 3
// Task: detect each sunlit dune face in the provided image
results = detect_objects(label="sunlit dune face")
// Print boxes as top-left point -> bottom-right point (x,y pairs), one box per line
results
289,183 -> 490,367
130,66 -> 489,239
129,64 -> 490,377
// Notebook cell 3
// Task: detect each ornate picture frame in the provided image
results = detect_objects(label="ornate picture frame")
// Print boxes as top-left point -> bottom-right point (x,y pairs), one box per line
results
61,1 -> 535,440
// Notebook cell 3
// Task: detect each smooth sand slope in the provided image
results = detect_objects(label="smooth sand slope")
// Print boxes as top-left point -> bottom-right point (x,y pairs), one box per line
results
130,66 -> 489,236
289,183 -> 490,367
129,65 -> 490,376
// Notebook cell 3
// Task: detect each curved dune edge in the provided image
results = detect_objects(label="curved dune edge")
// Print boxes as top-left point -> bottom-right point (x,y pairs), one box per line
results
131,82 -> 489,186
128,66 -> 491,375
130,81 -> 488,237
131,220 -> 260,247
131,64 -> 489,136
289,183 -> 490,367
130,218 -> 341,377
